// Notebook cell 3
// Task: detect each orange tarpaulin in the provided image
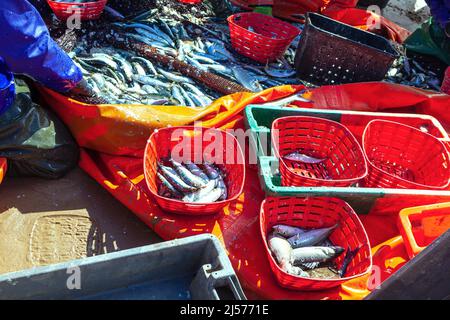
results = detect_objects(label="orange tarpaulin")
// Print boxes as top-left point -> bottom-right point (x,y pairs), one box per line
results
40,83 -> 450,156
38,83 -> 450,299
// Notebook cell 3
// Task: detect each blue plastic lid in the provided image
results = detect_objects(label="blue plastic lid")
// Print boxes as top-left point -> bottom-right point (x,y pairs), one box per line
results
0,57 -> 15,115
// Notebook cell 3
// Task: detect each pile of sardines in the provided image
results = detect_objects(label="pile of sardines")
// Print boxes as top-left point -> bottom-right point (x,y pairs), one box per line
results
157,159 -> 227,203
268,224 -> 359,279
68,10 -> 304,106
384,55 -> 442,91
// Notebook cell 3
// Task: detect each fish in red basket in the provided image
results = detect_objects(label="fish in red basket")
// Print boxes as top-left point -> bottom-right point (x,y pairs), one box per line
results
157,159 -> 228,203
268,224 -> 348,278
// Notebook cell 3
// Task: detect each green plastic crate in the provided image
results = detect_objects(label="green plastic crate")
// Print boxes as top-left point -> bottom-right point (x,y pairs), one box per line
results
244,105 -> 450,214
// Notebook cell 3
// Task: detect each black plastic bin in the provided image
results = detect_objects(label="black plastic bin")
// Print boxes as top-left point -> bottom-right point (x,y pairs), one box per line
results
0,234 -> 246,300
294,12 -> 399,86
358,0 -> 390,10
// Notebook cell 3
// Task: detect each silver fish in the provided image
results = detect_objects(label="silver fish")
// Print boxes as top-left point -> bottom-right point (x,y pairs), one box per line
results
272,224 -> 306,238
231,65 -> 263,92
179,86 -> 197,107
186,56 -> 208,71
283,151 -> 325,164
268,233 -> 292,265
290,246 -> 345,265
170,159 -> 207,188
157,172 -> 182,198
182,83 -> 213,106
152,24 -> 176,47
142,85 -> 159,95
287,225 -> 338,248
131,57 -> 158,76
158,164 -> 197,193
184,161 -> 210,181
183,179 -> 216,203
157,68 -> 195,84
196,188 -> 223,203
80,54 -> 118,70
132,62 -> 147,76
203,163 -> 220,179
133,75 -> 171,88
190,53 -> 216,64
171,85 -> 186,105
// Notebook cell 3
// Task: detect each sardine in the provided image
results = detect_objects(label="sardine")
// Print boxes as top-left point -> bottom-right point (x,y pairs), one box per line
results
283,152 -> 325,164
157,172 -> 182,198
182,83 -> 213,106
187,91 -> 206,107
170,159 -> 207,188
131,57 -> 158,76
183,179 -> 216,203
132,62 -> 147,76
179,86 -> 197,107
290,246 -> 345,265
203,162 -> 220,179
171,85 -> 186,105
152,24 -> 176,47
186,56 -> 208,71
158,164 -> 197,193
190,53 -> 216,64
79,54 -> 118,70
158,19 -> 175,40
287,225 -> 338,248
272,224 -> 306,238
184,161 -> 210,181
268,233 -> 292,265
157,68 -> 195,84
196,188 -> 223,203
231,65 -> 263,92
142,85 -> 159,95
133,75 -> 171,88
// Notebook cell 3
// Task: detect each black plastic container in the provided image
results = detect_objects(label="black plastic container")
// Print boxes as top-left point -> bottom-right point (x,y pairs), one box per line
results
294,12 -> 399,86
357,0 -> 390,10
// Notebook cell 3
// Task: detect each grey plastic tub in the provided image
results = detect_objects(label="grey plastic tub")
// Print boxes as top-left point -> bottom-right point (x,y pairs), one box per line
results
0,234 -> 246,300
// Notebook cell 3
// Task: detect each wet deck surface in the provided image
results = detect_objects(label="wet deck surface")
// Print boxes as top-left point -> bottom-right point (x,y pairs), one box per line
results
0,167 -> 161,275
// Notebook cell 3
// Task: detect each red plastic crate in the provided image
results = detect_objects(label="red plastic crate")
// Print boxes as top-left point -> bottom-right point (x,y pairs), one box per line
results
144,126 -> 245,215
227,12 -> 300,63
398,202 -> 450,259
47,0 -> 107,21
272,116 -> 368,187
362,120 -> 450,190
260,196 -> 372,290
